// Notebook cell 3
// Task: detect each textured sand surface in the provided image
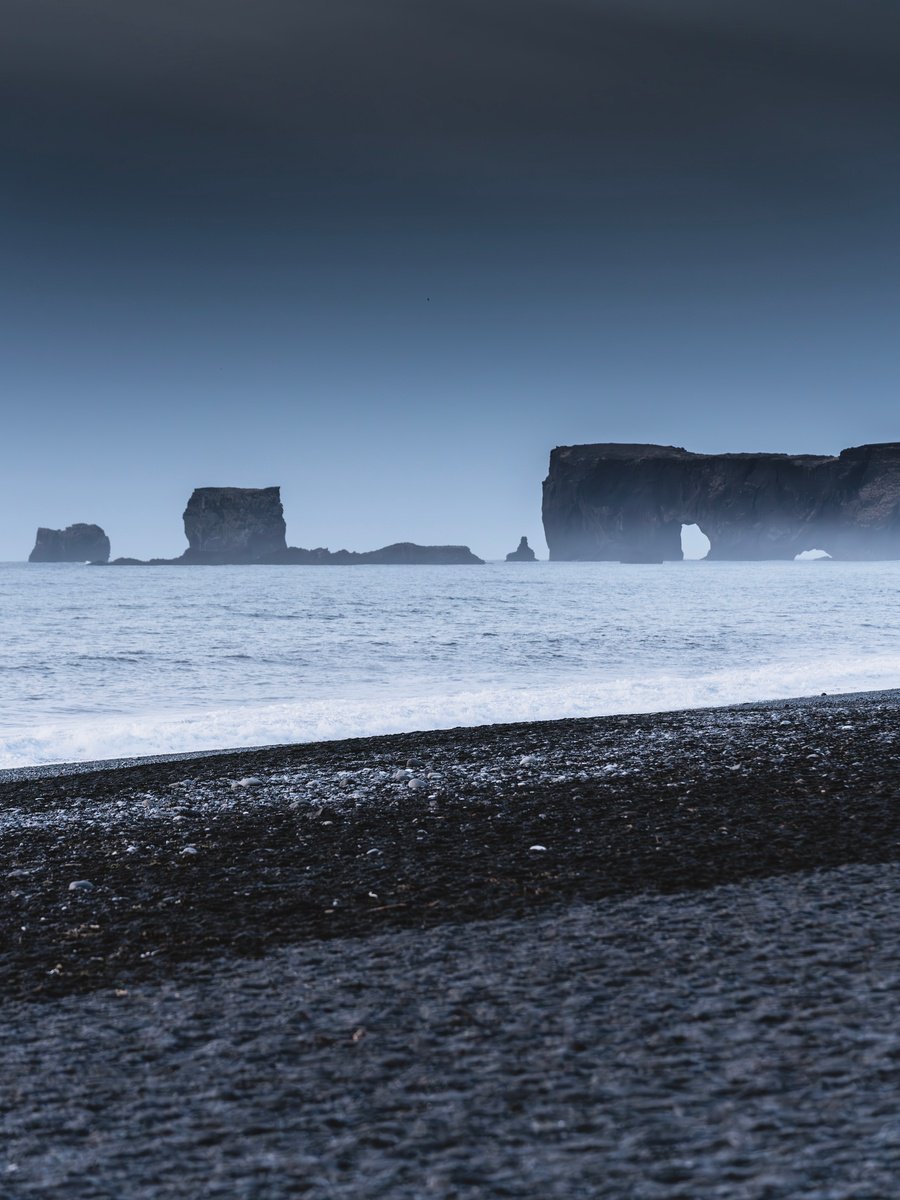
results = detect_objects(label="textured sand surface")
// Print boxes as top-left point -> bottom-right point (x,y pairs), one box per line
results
3,693 -> 900,1196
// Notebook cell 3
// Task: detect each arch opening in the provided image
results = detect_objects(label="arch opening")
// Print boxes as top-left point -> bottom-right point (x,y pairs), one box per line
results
794,548 -> 832,561
681,523 -> 711,560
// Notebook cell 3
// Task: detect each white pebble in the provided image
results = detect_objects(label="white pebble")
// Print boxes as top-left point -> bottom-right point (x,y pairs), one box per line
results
180,845 -> 199,856
529,844 -> 548,852
68,879 -> 94,892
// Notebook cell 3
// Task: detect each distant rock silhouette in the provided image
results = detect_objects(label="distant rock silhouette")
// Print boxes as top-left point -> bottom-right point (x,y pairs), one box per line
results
543,442 -> 900,561
29,524 -> 110,563
107,486 -> 484,565
261,543 -> 484,565
506,536 -> 537,562
180,486 -> 287,564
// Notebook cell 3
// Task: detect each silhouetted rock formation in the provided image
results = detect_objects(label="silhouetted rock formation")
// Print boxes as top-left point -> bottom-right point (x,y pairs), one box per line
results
180,487 -> 287,564
29,524 -> 110,563
107,486 -> 484,565
112,542 -> 484,566
506,537 -> 537,562
542,442 -> 900,561
261,543 -> 484,565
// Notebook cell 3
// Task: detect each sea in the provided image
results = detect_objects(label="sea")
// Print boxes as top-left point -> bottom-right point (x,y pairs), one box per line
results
1,559 -> 899,769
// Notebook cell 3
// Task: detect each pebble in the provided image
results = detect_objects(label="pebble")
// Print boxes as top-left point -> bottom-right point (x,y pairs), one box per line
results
529,845 -> 548,852
180,846 -> 199,856
68,880 -> 94,892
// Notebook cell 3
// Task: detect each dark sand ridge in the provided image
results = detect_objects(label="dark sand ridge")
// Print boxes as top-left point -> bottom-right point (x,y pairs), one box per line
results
3,693 -> 900,1196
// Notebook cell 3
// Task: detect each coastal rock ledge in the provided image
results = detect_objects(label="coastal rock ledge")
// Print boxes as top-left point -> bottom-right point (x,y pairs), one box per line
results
29,524 -> 110,563
542,442 -> 900,561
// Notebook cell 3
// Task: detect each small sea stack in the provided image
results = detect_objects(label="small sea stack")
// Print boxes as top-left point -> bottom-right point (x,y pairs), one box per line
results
505,536 -> 537,562
28,524 -> 110,563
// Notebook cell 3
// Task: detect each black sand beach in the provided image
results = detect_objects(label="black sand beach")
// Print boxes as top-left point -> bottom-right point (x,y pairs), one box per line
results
3,693 -> 900,1196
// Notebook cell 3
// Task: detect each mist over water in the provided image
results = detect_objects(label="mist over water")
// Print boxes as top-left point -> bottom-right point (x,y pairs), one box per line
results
2,561 -> 898,769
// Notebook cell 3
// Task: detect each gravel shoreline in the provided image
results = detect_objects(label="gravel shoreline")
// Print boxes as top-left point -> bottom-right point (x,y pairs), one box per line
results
3,691 -> 900,1196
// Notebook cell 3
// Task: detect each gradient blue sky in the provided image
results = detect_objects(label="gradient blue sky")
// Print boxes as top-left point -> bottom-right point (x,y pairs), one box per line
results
3,0 -> 900,560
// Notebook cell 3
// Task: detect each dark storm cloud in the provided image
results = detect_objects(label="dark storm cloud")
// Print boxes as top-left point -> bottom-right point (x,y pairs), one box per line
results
4,0 -> 900,230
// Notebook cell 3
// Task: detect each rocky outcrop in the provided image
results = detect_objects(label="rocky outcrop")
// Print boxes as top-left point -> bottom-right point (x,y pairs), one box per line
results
505,537 -> 537,562
542,442 -> 900,561
29,524 -> 110,563
113,542 -> 484,566
107,486 -> 484,564
254,543 -> 484,565
349,543 -> 483,565
180,487 -> 287,564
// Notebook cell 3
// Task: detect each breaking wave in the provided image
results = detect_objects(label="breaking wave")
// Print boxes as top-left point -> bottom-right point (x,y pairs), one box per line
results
2,653 -> 899,769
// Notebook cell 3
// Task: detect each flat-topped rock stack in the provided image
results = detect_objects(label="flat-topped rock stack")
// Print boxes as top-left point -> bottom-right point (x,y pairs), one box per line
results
180,486 -> 287,564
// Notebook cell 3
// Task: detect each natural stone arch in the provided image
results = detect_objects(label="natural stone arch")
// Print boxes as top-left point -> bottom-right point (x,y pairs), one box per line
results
542,442 -> 900,561
680,523 -> 711,560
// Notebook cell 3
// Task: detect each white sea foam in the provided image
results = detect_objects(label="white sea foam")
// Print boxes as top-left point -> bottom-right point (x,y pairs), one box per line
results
2,560 -> 899,768
3,654 -> 900,770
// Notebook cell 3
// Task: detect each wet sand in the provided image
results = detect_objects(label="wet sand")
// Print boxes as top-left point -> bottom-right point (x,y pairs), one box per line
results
3,692 -> 900,1196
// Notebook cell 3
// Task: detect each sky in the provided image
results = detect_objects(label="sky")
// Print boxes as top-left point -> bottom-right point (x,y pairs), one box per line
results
3,0 -> 900,560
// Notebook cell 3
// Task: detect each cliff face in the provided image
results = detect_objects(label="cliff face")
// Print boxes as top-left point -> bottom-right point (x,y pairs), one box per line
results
29,524 -> 110,563
542,442 -> 900,561
181,487 -> 287,564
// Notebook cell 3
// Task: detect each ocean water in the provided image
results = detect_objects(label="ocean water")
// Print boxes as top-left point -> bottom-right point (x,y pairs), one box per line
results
1,560 -> 899,769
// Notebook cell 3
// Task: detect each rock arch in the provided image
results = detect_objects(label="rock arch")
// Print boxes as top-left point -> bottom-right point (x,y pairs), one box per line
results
542,442 -> 900,561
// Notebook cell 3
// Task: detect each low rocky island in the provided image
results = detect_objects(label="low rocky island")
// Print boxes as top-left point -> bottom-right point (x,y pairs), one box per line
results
260,542 -> 484,565
505,536 -> 537,562
109,487 -> 484,565
28,523 -> 110,564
